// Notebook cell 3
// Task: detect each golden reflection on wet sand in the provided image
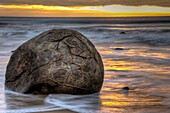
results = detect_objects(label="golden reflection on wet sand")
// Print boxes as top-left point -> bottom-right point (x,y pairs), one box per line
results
0,36 -> 170,112
0,47 -> 169,112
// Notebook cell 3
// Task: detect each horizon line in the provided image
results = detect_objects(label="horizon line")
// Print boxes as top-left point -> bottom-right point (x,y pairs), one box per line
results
0,16 -> 170,18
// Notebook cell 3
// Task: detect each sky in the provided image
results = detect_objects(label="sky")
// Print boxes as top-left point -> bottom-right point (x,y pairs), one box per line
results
0,0 -> 170,17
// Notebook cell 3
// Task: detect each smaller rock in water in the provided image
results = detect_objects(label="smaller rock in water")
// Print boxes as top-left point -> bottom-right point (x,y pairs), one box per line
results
120,31 -> 126,34
122,87 -> 129,90
114,48 -> 124,50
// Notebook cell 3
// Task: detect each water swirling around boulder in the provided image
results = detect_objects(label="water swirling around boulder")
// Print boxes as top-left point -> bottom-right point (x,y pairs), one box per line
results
5,29 -> 104,95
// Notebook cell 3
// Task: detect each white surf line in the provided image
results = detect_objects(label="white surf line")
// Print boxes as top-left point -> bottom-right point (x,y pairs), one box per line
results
5,90 -> 44,101
0,105 -> 63,113
3,90 -> 64,113
44,94 -> 100,113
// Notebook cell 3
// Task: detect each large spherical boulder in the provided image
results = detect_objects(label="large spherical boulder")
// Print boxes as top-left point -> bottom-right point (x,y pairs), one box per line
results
5,29 -> 104,94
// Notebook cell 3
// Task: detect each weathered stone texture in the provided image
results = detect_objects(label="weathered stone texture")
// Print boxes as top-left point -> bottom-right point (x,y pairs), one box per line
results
5,29 -> 104,94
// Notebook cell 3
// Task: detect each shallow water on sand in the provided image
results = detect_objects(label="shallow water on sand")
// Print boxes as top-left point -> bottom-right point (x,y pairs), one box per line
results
0,17 -> 170,113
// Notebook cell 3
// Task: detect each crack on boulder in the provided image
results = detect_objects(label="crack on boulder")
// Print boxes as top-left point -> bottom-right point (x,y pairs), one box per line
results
6,70 -> 26,82
47,78 -> 92,91
49,35 -> 75,42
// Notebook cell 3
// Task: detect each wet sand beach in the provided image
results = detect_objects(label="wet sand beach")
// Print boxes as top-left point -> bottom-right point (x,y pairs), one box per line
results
0,17 -> 170,113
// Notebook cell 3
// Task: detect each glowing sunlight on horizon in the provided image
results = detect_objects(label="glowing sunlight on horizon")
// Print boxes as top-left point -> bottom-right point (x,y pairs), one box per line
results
0,4 -> 170,17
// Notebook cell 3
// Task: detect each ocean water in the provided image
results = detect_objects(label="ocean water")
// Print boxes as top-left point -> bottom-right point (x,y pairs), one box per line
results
0,17 -> 170,113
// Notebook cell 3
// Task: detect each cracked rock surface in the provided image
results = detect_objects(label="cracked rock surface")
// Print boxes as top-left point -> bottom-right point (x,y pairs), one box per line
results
5,29 -> 104,94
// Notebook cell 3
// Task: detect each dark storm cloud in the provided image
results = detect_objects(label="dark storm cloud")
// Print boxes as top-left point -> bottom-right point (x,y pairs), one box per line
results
0,0 -> 170,7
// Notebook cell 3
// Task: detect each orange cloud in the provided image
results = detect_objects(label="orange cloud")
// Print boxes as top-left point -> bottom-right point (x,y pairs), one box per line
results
0,0 -> 170,7
0,5 -> 170,17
